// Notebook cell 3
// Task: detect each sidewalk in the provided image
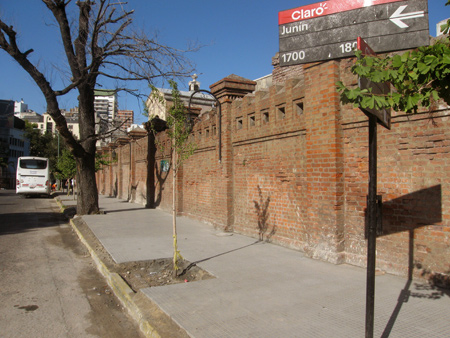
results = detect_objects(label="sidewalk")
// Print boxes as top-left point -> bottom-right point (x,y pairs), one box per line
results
57,194 -> 450,338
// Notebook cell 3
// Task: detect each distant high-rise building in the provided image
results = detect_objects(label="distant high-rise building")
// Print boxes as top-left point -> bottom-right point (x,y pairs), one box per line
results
117,109 -> 134,129
0,99 -> 30,188
94,89 -> 117,123
14,99 -> 28,116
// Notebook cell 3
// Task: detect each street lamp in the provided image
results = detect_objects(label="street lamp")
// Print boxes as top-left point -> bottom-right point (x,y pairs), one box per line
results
188,90 -> 222,162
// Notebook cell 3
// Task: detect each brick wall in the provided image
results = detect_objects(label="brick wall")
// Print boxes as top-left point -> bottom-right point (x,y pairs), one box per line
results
97,61 -> 450,281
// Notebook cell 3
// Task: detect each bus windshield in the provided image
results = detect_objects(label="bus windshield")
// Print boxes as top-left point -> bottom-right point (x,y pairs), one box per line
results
19,159 -> 48,170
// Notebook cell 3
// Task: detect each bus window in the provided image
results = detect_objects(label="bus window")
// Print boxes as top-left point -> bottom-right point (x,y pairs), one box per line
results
19,159 -> 48,170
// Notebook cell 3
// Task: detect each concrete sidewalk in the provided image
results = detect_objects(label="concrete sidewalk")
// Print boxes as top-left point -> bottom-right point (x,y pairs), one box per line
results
58,194 -> 450,338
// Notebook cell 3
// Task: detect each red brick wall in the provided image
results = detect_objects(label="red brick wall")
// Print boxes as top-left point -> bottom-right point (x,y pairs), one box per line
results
98,63 -> 450,280
338,58 -> 450,279
231,78 -> 307,251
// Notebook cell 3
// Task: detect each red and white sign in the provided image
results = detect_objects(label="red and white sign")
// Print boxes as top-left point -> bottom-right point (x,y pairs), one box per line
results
357,36 -> 376,56
279,0 -> 406,25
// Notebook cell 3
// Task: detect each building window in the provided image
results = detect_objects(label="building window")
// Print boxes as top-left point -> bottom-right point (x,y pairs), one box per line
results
277,106 -> 286,120
295,101 -> 304,115
236,117 -> 243,130
262,110 -> 269,124
249,114 -> 256,127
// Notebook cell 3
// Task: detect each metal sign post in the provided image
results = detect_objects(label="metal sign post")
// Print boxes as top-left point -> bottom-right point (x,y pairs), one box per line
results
357,37 -> 390,338
366,114 -> 378,338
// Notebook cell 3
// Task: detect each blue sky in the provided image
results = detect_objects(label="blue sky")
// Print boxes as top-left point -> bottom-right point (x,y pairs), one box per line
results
0,0 -> 448,124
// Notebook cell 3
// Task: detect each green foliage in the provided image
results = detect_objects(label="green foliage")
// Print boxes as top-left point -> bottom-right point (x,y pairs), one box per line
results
24,121 -> 59,172
150,81 -> 196,169
337,5 -> 450,114
55,148 -> 110,181
55,148 -> 76,181
166,80 -> 196,168
95,153 -> 111,171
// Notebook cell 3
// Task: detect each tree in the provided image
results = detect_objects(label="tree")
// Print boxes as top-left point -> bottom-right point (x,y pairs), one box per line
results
0,1 -> 197,214
151,81 -> 196,276
336,1 -> 450,114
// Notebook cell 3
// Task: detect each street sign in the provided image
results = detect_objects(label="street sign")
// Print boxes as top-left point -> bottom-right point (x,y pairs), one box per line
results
278,0 -> 429,66
279,0 -> 406,25
357,37 -> 391,130
390,4 -> 426,28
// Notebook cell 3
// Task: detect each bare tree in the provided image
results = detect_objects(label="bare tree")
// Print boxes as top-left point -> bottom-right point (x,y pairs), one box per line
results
0,0 -> 197,214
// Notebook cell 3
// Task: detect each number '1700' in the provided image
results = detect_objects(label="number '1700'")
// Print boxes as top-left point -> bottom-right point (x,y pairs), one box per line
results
281,51 -> 305,63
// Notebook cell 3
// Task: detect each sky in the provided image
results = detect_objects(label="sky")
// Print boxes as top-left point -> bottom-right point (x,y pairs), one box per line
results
0,0 -> 448,125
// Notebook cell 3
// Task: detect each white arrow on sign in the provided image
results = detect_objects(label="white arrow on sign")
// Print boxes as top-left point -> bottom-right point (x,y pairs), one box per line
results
390,5 -> 425,28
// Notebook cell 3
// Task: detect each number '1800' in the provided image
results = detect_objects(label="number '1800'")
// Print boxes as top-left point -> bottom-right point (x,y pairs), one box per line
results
281,51 -> 305,63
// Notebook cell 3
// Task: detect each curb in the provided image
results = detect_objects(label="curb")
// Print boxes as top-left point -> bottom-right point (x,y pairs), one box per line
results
55,197 -> 162,338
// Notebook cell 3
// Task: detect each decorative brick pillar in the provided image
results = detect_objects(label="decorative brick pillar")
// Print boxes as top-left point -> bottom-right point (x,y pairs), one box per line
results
128,129 -> 147,202
210,74 -> 256,231
99,146 -> 109,194
303,61 -> 345,264
108,143 -> 117,197
114,137 -> 130,199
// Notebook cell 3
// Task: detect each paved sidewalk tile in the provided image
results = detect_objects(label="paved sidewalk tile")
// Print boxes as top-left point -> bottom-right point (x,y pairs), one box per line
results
80,195 -> 450,338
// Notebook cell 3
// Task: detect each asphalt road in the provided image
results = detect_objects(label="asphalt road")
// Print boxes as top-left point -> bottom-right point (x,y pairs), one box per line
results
0,190 -> 144,338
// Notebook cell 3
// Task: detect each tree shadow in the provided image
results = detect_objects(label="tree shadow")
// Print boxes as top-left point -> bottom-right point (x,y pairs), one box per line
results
253,185 -> 277,242
369,185 -> 446,337
113,175 -> 118,198
153,160 -> 170,208
179,240 -> 261,276
146,125 -> 170,208
0,211 -> 67,236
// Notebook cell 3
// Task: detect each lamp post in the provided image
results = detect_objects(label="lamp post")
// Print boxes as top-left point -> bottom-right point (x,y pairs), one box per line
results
188,90 -> 222,162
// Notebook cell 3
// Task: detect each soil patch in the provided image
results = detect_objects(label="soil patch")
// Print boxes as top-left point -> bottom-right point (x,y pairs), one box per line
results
118,258 -> 213,292
69,212 -> 214,292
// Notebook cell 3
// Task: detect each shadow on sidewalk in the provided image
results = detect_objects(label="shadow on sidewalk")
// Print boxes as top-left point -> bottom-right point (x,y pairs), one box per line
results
104,208 -> 146,214
179,240 -> 261,276
379,185 -> 448,337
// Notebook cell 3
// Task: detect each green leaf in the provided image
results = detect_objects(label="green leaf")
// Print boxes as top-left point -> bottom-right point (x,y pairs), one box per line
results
443,53 -> 450,65
401,52 -> 410,63
373,95 -> 387,109
392,55 -> 403,68
417,62 -> 430,74
432,90 -> 440,101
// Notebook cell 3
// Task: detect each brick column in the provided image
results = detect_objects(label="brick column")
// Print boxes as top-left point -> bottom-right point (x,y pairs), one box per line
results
99,146 -> 109,194
114,137 -> 130,199
303,61 -> 345,264
108,143 -> 117,197
128,130 -> 147,202
210,74 -> 256,231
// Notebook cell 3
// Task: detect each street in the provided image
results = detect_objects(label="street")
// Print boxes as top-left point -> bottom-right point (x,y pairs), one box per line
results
0,190 -> 144,338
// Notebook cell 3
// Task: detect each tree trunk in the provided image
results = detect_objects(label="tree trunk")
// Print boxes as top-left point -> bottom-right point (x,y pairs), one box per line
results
76,152 -> 99,215
172,146 -> 179,276
75,84 -> 100,215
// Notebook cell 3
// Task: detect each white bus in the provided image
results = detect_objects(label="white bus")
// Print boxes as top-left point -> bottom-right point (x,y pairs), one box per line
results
16,157 -> 51,196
